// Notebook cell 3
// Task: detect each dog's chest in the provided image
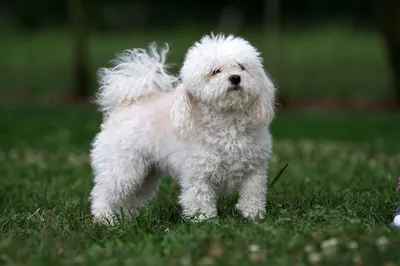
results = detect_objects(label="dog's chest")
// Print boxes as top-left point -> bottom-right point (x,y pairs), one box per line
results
203,131 -> 266,181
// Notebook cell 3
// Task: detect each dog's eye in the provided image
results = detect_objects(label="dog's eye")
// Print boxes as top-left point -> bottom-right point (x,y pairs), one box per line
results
238,63 -> 245,71
211,68 -> 221,75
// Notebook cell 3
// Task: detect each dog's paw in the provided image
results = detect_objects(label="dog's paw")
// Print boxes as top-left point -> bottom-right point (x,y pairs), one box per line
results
235,203 -> 266,220
183,211 -> 218,223
92,213 -> 118,226
91,207 -> 121,226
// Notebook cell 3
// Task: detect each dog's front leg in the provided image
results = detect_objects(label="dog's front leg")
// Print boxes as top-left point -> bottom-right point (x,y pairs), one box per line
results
236,167 -> 267,220
179,177 -> 217,222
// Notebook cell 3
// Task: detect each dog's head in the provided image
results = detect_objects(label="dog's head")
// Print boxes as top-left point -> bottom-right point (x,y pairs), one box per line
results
171,34 -> 276,139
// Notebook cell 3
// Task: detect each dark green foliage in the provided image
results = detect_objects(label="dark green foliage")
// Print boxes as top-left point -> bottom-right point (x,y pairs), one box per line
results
6,0 -> 375,30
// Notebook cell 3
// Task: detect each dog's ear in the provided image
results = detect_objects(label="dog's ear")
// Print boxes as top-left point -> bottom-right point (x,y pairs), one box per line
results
249,72 -> 276,125
171,84 -> 196,139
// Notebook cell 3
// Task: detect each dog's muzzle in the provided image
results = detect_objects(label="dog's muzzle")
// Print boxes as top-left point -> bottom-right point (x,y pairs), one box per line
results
228,85 -> 242,91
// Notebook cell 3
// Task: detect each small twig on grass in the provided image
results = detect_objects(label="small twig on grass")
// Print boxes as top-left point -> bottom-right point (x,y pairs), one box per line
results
268,163 -> 289,190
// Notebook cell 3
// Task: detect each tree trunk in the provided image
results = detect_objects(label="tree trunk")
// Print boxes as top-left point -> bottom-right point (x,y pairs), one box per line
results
69,0 -> 91,100
264,0 -> 287,108
377,0 -> 400,104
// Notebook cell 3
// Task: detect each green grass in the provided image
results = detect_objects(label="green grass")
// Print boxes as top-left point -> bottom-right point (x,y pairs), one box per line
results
1,107 -> 400,265
0,25 -> 393,100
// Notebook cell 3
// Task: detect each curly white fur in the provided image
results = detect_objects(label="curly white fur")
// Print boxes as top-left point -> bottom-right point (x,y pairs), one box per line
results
96,44 -> 178,116
89,34 -> 276,224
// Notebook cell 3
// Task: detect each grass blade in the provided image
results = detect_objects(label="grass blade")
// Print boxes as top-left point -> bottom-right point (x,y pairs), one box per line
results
268,163 -> 289,190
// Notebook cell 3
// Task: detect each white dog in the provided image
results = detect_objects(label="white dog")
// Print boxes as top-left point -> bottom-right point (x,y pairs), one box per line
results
89,34 -> 276,223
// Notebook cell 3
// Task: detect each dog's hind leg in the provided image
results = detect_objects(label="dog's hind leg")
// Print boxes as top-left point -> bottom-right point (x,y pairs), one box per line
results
89,144 -> 156,224
134,167 -> 162,208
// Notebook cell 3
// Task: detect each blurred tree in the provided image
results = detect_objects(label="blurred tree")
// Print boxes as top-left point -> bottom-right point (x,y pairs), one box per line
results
377,0 -> 400,104
264,0 -> 288,108
6,0 -> 376,30
69,0 -> 91,100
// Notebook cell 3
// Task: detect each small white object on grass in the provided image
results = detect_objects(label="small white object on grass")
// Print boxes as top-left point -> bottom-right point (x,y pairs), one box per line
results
392,176 -> 400,229
393,215 -> 400,229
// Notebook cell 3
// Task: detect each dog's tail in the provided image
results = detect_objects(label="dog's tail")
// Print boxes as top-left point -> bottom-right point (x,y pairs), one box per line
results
95,43 -> 178,116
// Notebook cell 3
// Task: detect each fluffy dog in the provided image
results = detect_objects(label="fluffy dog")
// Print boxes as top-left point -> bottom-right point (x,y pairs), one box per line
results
90,34 -> 276,223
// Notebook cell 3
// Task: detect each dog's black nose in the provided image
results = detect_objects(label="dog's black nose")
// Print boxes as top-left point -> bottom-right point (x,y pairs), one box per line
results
229,75 -> 241,85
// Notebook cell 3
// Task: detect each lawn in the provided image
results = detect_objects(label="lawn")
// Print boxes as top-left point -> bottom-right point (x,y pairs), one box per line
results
0,26 -> 393,101
1,107 -> 400,265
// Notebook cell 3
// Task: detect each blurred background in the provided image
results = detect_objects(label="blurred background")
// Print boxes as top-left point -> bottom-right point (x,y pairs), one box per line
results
1,0 -> 399,110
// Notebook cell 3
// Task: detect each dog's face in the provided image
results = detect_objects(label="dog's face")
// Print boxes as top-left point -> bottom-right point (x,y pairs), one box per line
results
171,34 -> 276,139
180,34 -> 275,111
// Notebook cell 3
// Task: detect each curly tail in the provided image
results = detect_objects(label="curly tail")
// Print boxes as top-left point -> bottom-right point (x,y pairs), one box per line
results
95,43 -> 178,116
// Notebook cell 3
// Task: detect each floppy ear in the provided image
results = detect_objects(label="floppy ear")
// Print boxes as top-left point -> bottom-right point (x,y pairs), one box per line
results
249,72 -> 276,125
171,84 -> 196,139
